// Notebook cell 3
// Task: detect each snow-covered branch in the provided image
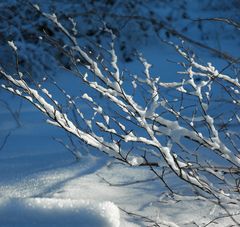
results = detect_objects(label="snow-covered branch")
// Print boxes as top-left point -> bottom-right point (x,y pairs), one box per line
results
1,7 -> 240,204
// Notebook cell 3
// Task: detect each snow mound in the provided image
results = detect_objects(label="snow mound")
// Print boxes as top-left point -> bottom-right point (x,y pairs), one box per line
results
0,198 -> 120,227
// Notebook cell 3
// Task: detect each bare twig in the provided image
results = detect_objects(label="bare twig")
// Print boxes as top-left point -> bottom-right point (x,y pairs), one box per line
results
0,131 -> 12,151
96,173 -> 158,187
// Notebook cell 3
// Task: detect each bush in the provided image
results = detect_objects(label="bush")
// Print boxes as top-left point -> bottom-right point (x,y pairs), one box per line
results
1,2 -> 240,225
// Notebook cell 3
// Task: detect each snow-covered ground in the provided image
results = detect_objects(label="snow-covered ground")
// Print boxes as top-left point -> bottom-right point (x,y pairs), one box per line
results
1,62 -> 240,227
1,110 -> 239,227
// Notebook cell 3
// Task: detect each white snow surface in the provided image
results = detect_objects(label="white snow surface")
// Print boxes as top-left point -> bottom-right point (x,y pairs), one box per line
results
0,198 -> 120,227
0,100 -> 239,226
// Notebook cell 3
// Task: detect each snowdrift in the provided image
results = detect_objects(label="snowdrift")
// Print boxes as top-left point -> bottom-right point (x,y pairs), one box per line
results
0,198 -> 120,227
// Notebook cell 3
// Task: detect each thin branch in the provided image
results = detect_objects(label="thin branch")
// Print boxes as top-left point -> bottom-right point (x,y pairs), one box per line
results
0,131 -> 12,151
96,173 -> 158,187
